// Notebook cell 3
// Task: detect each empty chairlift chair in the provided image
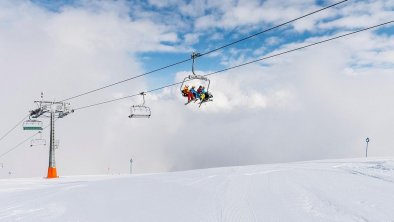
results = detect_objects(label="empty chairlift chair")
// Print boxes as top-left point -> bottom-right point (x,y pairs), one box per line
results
23,119 -> 43,131
30,131 -> 46,147
129,92 -> 151,118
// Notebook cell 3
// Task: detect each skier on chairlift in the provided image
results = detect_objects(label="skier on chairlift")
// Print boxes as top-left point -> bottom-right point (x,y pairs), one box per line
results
200,86 -> 206,101
182,85 -> 189,97
187,86 -> 195,103
197,85 -> 203,98
200,86 -> 212,103
190,86 -> 198,101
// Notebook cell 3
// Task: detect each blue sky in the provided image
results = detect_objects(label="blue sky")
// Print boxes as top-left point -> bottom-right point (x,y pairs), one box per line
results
27,0 -> 394,89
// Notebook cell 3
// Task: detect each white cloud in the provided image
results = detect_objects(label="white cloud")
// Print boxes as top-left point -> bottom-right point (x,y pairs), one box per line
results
0,0 -> 180,177
183,33 -> 200,45
193,0 -> 317,31
317,1 -> 394,30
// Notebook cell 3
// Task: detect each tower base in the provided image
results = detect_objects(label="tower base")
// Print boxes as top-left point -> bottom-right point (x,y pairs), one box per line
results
47,167 -> 58,179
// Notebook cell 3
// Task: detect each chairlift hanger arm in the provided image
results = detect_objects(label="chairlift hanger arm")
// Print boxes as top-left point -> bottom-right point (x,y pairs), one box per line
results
139,92 -> 146,106
191,52 -> 201,76
179,52 -> 211,93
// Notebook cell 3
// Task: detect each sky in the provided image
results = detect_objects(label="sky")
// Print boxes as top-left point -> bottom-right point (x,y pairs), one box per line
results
0,0 -> 393,178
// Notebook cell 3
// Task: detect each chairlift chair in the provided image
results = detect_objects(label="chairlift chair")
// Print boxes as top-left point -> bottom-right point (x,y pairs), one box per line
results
23,119 -> 43,131
180,52 -> 213,106
30,139 -> 46,147
30,131 -> 46,147
129,92 -> 151,118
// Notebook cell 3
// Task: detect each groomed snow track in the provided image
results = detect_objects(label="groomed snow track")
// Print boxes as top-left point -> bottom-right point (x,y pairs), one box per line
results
0,158 -> 393,222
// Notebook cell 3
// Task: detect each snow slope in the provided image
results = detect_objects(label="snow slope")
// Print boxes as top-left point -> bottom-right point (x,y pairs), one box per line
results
1,158 -> 394,222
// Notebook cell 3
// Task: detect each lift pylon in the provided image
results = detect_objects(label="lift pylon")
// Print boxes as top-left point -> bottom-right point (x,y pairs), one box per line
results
27,94 -> 73,179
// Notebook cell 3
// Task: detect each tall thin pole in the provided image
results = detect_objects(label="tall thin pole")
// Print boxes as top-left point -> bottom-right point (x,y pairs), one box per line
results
130,158 -> 133,174
47,111 -> 58,178
365,137 -> 370,158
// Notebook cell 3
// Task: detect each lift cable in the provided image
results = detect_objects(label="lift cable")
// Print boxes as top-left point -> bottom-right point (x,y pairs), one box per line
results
199,0 -> 349,57
60,0 -> 350,102
0,20 -> 391,160
0,114 -> 30,143
0,125 -> 49,159
74,20 -> 393,111
0,118 -> 58,159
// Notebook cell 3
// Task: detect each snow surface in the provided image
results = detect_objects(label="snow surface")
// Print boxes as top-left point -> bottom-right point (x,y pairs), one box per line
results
1,158 -> 394,222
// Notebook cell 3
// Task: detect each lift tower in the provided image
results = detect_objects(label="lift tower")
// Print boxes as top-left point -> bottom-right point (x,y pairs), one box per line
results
28,96 -> 73,178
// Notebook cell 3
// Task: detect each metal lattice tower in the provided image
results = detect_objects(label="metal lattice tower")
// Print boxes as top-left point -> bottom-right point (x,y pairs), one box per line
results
27,94 -> 73,178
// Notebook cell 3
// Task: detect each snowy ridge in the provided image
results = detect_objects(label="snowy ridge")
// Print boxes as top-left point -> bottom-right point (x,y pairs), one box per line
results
1,158 -> 394,222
